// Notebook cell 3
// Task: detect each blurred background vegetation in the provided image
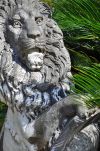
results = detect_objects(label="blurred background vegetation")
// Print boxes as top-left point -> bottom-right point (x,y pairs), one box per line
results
0,0 -> 100,129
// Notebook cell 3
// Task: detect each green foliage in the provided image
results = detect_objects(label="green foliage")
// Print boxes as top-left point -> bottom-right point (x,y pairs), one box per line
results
0,102 -> 7,129
53,0 -> 100,37
73,64 -> 100,107
41,0 -> 53,6
52,0 -> 100,63
69,49 -> 93,67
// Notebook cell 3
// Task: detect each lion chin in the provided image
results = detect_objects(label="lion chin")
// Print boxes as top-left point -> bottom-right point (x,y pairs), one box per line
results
23,51 -> 44,71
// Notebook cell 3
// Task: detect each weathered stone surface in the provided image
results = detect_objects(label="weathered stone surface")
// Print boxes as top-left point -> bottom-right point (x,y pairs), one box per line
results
67,124 -> 99,151
51,114 -> 100,151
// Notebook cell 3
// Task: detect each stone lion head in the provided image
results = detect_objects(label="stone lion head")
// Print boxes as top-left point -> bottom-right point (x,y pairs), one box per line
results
0,0 -> 71,84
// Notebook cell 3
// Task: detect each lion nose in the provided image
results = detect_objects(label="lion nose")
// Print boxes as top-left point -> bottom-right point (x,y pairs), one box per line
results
27,30 -> 41,39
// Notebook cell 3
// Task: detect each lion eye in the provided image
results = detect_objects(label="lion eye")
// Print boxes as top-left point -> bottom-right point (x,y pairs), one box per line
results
35,17 -> 43,25
13,20 -> 22,28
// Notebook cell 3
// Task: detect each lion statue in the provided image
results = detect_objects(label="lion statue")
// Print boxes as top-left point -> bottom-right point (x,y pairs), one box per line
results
0,0 -> 98,151
0,0 -> 72,151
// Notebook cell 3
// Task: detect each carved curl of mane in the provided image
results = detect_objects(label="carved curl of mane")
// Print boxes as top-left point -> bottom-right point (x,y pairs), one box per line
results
0,0 -> 71,84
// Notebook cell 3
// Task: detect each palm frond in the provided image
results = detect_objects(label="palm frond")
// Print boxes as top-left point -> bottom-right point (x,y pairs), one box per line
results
69,49 -> 93,67
73,64 -> 100,107
53,0 -> 100,62
53,0 -> 100,36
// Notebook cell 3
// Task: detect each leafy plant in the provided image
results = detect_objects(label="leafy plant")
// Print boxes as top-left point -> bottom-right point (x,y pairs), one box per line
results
0,102 -> 7,130
73,64 -> 100,107
52,0 -> 100,64
41,0 -> 53,6
53,0 -> 100,38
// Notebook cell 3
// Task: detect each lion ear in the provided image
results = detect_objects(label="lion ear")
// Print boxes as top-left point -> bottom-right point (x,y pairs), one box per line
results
40,2 -> 52,18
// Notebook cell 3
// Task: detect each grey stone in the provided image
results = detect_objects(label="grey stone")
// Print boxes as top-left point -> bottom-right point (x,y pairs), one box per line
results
67,124 -> 99,151
51,114 -> 100,151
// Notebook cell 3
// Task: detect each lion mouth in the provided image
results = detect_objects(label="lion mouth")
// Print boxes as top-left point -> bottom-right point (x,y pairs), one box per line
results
19,40 -> 46,71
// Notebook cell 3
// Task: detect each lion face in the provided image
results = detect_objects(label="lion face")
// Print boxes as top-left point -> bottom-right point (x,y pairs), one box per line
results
6,8 -> 47,71
0,0 -> 71,84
